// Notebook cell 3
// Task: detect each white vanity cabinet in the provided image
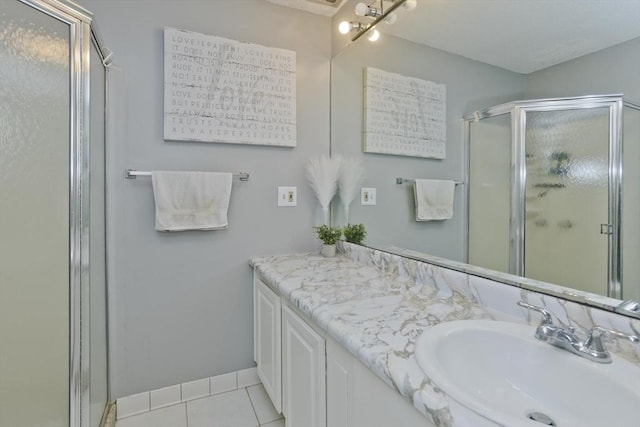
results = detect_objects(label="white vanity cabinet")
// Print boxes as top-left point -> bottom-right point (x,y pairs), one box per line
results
254,277 -> 282,413
253,271 -> 435,427
326,339 -> 436,427
282,304 -> 326,427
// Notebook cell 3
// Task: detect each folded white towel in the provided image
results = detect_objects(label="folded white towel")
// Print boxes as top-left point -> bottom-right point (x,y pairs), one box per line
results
151,171 -> 232,231
414,179 -> 455,221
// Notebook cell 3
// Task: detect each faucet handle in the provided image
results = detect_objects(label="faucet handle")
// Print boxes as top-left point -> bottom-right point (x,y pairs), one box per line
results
581,326 -> 639,362
517,301 -> 554,325
584,326 -> 639,353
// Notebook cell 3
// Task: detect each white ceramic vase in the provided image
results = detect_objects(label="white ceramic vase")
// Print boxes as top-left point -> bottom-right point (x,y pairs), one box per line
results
321,244 -> 337,258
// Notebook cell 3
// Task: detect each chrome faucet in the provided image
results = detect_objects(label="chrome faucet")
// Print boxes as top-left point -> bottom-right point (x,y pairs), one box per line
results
517,301 -> 639,363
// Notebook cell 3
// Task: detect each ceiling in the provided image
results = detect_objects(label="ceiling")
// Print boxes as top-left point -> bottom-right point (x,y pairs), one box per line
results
266,0 -> 640,74
265,0 -> 348,16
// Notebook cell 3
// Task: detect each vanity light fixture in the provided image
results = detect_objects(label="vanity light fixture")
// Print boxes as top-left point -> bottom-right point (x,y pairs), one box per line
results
383,12 -> 397,24
338,21 -> 365,34
354,2 -> 372,16
338,21 -> 379,41
368,28 -> 380,41
344,0 -> 414,43
356,3 -> 398,25
355,2 -> 397,24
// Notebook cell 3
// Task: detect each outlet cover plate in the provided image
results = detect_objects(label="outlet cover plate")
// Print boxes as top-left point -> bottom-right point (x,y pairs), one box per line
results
278,186 -> 297,207
361,187 -> 376,205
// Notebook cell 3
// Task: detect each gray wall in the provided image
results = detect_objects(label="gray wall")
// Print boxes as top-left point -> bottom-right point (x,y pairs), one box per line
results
525,37 -> 640,101
82,0 -> 331,398
331,34 -> 524,260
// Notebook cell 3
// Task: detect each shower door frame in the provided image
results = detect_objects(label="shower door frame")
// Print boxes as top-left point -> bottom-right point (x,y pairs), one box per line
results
17,1 -> 111,426
465,94 -> 626,299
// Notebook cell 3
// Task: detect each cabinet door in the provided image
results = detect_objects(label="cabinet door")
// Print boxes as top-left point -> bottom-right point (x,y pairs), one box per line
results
326,336 -> 437,427
326,338 -> 352,427
254,277 -> 282,413
282,305 -> 326,427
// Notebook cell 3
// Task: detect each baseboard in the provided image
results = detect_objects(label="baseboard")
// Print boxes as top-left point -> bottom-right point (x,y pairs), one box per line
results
115,367 -> 260,420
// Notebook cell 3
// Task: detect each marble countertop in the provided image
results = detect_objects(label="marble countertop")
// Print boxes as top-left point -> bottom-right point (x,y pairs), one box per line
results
249,249 -> 512,426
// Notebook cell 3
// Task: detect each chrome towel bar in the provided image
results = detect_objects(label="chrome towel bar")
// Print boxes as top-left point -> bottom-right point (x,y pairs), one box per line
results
396,177 -> 463,185
125,169 -> 250,181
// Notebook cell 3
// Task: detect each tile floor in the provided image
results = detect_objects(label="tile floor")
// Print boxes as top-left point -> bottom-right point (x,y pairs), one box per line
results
116,384 -> 284,427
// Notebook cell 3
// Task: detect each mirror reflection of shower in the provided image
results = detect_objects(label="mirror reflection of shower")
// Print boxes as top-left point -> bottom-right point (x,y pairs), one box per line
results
466,95 -> 640,301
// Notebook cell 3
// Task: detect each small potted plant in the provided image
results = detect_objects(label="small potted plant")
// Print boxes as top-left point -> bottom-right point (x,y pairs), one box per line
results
343,223 -> 367,245
314,225 -> 342,257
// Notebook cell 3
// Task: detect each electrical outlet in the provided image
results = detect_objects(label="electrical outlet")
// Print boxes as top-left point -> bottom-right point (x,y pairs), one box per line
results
278,186 -> 297,207
361,187 -> 376,205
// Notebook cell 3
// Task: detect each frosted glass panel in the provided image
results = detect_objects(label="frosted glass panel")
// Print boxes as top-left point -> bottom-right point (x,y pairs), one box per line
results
468,113 -> 511,272
622,106 -> 640,301
90,41 -> 108,427
0,1 -> 70,426
524,108 -> 609,295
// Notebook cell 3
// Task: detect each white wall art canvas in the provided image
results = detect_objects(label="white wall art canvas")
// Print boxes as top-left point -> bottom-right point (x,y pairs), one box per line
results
164,27 -> 296,147
364,67 -> 446,159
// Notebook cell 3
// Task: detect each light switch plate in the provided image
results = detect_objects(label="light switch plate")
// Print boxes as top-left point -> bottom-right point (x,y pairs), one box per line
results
278,186 -> 297,207
361,187 -> 376,205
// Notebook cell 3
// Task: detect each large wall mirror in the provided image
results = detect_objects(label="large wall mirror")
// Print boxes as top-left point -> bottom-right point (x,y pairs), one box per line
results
330,0 -> 640,317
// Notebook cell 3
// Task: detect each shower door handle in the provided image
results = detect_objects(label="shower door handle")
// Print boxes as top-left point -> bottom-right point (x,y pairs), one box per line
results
600,224 -> 613,235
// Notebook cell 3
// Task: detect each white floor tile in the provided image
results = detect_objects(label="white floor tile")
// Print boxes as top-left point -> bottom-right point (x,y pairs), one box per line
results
261,419 -> 285,427
237,367 -> 260,388
187,389 -> 259,427
116,403 -> 187,427
247,384 -> 282,425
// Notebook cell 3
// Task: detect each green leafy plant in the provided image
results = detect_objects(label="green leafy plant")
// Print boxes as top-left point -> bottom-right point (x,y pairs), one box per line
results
343,223 -> 367,245
314,225 -> 343,245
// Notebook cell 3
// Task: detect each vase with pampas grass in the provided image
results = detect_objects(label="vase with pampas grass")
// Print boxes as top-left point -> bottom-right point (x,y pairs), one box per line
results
338,157 -> 364,225
306,155 -> 342,225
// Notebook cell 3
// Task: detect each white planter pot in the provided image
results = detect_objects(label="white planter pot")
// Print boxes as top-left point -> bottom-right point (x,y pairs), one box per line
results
321,244 -> 337,258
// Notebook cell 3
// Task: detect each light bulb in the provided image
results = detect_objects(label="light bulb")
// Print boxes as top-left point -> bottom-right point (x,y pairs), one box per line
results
403,0 -> 417,11
368,28 -> 380,42
384,12 -> 397,25
338,21 -> 351,34
355,2 -> 369,16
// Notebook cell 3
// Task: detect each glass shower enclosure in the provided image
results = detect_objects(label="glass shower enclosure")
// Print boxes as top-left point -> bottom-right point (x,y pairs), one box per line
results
466,95 -> 640,301
0,0 -> 110,426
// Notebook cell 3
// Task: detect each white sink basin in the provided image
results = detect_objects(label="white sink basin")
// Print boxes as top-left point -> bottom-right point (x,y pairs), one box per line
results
415,319 -> 640,427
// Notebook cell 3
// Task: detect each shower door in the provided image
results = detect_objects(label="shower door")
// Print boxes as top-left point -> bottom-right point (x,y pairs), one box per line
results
622,104 -> 640,301
467,95 -> 625,298
467,113 -> 511,272
521,106 -> 611,296
0,2 -> 71,425
1,1 -> 110,426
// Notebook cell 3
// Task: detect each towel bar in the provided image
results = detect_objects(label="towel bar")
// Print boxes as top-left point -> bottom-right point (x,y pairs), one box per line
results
125,169 -> 250,181
396,177 -> 463,185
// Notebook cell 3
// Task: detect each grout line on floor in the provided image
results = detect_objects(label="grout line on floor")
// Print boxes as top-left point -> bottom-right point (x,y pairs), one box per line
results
244,387 -> 261,427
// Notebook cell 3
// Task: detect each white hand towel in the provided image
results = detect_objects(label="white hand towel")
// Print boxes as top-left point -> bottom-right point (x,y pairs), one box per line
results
414,179 -> 455,221
151,171 -> 232,231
